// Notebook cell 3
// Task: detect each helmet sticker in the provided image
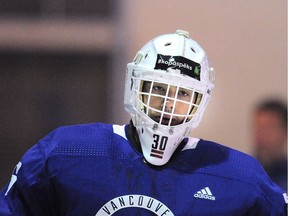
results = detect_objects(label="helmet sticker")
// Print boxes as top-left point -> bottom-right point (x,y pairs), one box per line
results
154,54 -> 201,80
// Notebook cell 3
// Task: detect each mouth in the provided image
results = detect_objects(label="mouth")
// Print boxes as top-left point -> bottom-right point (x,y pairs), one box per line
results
151,115 -> 179,126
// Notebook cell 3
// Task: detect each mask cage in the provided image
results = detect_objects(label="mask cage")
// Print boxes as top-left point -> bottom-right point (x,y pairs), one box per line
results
136,79 -> 203,127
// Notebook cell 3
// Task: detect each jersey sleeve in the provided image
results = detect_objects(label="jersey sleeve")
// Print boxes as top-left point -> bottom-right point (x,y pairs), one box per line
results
250,164 -> 288,215
0,131 -> 58,216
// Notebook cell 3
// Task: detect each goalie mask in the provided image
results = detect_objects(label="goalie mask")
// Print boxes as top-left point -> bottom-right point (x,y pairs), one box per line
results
124,30 -> 215,166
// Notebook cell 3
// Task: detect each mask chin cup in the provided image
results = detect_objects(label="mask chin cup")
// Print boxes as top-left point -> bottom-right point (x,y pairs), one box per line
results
137,121 -> 189,166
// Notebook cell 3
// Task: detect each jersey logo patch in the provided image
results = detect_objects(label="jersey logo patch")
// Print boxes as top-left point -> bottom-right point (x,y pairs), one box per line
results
96,194 -> 174,215
194,187 -> 216,201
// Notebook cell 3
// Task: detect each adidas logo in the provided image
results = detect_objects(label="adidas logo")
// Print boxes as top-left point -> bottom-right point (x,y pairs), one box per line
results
194,187 -> 216,201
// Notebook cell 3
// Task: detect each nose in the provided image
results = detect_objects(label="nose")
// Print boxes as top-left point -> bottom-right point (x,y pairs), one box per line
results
162,89 -> 176,112
162,99 -> 174,112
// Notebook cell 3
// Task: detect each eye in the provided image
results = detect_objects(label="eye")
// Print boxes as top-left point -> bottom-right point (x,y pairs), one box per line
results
153,85 -> 165,92
151,84 -> 168,96
178,90 -> 189,97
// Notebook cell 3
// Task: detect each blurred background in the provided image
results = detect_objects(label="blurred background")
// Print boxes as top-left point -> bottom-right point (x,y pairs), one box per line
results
0,0 -> 286,188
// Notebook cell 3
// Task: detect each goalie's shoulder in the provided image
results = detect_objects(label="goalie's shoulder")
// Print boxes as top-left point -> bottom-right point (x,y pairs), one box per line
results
183,137 -> 266,181
40,122 -> 115,156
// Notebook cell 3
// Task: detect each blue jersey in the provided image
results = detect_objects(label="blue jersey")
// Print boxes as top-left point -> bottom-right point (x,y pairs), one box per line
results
0,123 -> 287,215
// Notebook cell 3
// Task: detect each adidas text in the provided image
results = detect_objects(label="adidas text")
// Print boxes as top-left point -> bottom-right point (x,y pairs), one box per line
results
194,193 -> 215,201
194,187 -> 216,201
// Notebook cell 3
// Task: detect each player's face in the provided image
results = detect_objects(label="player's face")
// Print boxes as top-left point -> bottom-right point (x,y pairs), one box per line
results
142,81 -> 194,126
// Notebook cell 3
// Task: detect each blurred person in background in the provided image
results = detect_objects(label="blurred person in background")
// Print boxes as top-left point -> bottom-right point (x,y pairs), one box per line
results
252,99 -> 287,191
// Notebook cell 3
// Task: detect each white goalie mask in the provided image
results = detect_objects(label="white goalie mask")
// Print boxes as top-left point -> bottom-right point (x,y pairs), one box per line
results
124,30 -> 215,166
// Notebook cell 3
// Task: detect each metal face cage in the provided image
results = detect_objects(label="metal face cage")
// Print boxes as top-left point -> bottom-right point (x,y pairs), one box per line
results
138,79 -> 203,127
